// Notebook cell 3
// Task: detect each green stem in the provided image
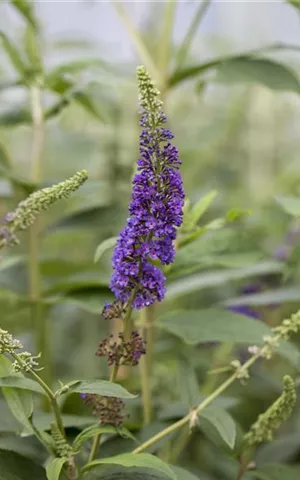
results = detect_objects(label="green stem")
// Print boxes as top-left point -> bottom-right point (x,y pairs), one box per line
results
10,351 -> 66,439
112,1 -> 163,88
175,0 -> 211,70
133,340 -> 277,454
88,300 -> 135,462
139,305 -> 155,425
169,424 -> 191,463
158,0 -> 176,75
28,85 -> 51,389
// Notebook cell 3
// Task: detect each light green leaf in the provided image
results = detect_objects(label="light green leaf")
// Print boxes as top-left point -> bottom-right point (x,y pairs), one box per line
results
73,90 -> 105,122
2,387 -> 33,430
94,236 -> 118,263
0,449 -> 47,480
198,406 -> 236,449
24,25 -> 42,71
275,195 -> 300,216
189,190 -> 218,225
0,357 -> 33,429
0,32 -> 27,75
63,379 -> 136,399
215,58 -> 300,92
11,0 -> 39,31
81,453 -> 176,480
156,308 -> 299,365
46,457 -> 66,480
73,424 -> 137,451
0,376 -> 45,395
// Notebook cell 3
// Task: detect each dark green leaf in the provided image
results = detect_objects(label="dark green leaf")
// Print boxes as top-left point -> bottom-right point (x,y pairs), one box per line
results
81,453 -> 176,480
169,53 -> 300,93
287,0 -> 300,11
11,0 -> 39,31
198,406 -> 236,449
157,308 -> 272,345
224,286 -> 300,307
73,424 -> 137,451
0,449 -> 47,480
94,237 -> 118,263
0,32 -> 27,74
170,465 -> 202,480
45,98 -> 71,120
215,58 -> 300,92
32,412 -> 95,431
64,379 -> 136,399
156,309 -> 299,365
255,432 -> 300,465
73,90 -> 105,121
0,107 -> 31,126
45,457 -> 66,480
0,376 -> 45,395
250,464 -> 300,480
166,261 -> 283,300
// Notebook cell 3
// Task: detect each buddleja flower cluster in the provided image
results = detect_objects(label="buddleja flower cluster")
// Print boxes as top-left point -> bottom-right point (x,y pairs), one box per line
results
244,375 -> 296,447
0,170 -> 88,248
96,331 -> 146,366
81,394 -> 126,427
109,66 -> 184,309
0,328 -> 40,372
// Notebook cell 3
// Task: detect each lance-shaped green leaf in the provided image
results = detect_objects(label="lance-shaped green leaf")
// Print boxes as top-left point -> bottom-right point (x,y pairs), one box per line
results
0,449 -> 47,480
59,379 -> 136,399
94,237 -> 118,263
169,52 -> 300,94
198,406 -> 236,450
0,32 -> 28,75
11,0 -> 39,31
73,424 -> 137,451
81,453 -> 176,480
0,376 -> 45,395
46,457 -> 66,480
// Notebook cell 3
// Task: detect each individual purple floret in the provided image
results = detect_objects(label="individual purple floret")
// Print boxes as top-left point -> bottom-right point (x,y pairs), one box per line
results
109,66 -> 184,310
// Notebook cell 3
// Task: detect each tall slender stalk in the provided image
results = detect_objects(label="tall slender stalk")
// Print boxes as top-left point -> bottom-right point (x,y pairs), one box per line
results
133,337 -> 278,454
139,304 -> 155,425
158,0 -> 176,76
29,84 -> 51,388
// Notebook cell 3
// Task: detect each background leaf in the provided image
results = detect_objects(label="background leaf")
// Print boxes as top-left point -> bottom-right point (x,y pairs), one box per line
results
198,406 -> 236,450
45,457 -> 66,480
66,379 -> 137,399
0,449 -> 46,480
82,453 -> 176,480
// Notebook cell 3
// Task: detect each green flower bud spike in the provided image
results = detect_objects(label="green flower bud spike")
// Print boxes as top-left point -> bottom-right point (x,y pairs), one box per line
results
0,170 -> 88,248
243,375 -> 296,448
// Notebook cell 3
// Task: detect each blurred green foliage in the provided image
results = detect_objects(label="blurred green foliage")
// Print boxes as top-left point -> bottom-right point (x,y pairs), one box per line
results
2,1 -> 300,479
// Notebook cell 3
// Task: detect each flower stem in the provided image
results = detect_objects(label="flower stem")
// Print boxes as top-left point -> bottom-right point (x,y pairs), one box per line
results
10,351 -> 66,439
133,340 -> 277,454
139,304 -> 155,425
88,299 -> 136,463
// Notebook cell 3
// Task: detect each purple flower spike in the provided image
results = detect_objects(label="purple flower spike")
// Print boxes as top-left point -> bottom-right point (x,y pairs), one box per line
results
109,66 -> 184,309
